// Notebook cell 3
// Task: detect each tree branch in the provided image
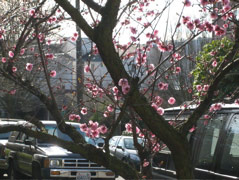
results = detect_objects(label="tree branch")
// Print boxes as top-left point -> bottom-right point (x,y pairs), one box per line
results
81,0 -> 103,14
54,0 -> 95,40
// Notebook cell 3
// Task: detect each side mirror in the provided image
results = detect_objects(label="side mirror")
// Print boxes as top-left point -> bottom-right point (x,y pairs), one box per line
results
24,139 -> 34,145
97,143 -> 104,148
117,146 -> 124,151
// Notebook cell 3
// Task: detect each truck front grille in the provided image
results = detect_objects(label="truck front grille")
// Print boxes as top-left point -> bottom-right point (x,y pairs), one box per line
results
63,158 -> 104,169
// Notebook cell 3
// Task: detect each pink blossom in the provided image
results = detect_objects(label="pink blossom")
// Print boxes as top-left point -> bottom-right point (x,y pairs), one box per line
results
184,0 -> 191,7
118,78 -> 128,86
157,107 -> 164,115
196,85 -> 202,92
2,57 -> 6,63
9,89 -> 16,95
151,103 -> 158,111
71,37 -> 76,41
235,99 -> 239,105
130,36 -> 137,42
125,123 -> 132,133
175,67 -> 181,74
47,40 -> 51,45
29,9 -> 35,16
143,160 -> 150,167
81,107 -> 87,115
168,97 -> 176,105
73,32 -> 78,38
75,115 -> 81,122
130,27 -> 137,34
12,66 -> 17,72
92,130 -> 99,138
136,127 -> 140,134
203,84 -> 209,91
212,60 -> 217,67
204,114 -> 211,119
86,128 -> 92,137
84,65 -> 90,73
186,22 -> 194,30
90,121 -> 99,131
200,0 -> 208,6
80,123 -> 87,132
50,70 -> 56,77
154,96 -> 163,106
20,49 -> 25,55
112,86 -> 119,94
26,63 -> 33,71
182,16 -> 190,24
224,5 -> 231,12
172,53 -> 182,61
188,88 -> 192,94
99,125 -> 108,134
147,64 -> 155,75
46,53 -> 54,60
189,126 -> 196,132
158,82 -> 168,90
210,12 -> 218,19
103,111 -> 110,117
69,114 -> 76,121
107,104 -> 114,112
8,51 -> 14,58
122,84 -> 130,94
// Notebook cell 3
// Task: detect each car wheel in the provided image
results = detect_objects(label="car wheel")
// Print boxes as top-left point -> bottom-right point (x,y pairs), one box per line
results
0,170 -> 4,179
32,163 -> 42,180
8,161 -> 21,180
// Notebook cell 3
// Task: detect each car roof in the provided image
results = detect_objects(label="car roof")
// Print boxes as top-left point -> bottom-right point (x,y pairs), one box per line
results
0,118 -> 25,122
165,103 -> 239,112
40,120 -> 80,126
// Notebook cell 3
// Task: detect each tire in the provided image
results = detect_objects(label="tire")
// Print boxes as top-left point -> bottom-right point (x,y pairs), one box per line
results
32,163 -> 42,180
8,161 -> 21,180
0,171 -> 4,179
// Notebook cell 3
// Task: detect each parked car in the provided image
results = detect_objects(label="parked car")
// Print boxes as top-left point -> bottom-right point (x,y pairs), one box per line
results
109,136 -> 143,170
5,120 -> 115,180
153,103 -> 239,179
0,118 -> 24,178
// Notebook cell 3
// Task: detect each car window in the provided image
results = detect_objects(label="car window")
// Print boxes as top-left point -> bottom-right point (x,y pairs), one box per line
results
218,114 -> 239,176
117,138 -> 124,147
109,136 -> 119,146
124,138 -> 143,150
195,114 -> 226,170
38,124 -> 86,143
0,132 -> 11,139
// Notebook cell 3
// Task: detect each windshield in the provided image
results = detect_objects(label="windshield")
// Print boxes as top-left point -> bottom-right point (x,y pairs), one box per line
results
38,124 -> 95,145
124,138 -> 143,150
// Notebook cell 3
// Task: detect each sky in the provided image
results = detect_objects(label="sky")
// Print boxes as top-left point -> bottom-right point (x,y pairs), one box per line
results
56,0 -> 202,44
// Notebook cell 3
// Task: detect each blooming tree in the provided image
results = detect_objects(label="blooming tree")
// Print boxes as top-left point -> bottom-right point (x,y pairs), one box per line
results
0,0 -> 239,179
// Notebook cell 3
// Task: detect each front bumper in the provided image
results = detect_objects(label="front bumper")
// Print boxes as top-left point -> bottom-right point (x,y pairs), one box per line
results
41,168 -> 115,179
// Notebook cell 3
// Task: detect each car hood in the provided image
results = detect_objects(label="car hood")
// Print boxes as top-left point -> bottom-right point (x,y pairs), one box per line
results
0,140 -> 8,146
38,145 -> 83,157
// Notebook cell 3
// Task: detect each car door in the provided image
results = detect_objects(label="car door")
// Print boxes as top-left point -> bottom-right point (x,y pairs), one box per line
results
193,114 -> 228,179
109,136 -> 119,155
213,113 -> 239,179
16,132 -> 35,175
114,137 -> 125,160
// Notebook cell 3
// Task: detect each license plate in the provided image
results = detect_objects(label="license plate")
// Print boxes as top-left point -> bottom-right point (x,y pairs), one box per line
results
76,172 -> 91,180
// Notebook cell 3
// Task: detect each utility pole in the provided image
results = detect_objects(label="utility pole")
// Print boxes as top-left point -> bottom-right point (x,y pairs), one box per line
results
75,0 -> 84,119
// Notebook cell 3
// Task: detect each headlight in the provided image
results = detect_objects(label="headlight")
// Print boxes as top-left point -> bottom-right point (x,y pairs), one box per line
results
130,154 -> 140,161
49,159 -> 62,167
